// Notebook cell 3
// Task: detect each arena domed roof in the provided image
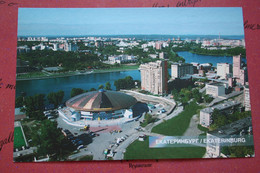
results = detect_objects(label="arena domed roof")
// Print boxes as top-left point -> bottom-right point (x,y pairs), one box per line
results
66,89 -> 137,112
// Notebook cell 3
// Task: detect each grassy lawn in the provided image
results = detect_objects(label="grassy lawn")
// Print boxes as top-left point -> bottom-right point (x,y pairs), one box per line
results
124,137 -> 206,160
76,155 -> 93,161
16,72 -> 48,79
151,101 -> 202,136
93,65 -> 139,73
14,127 -> 26,149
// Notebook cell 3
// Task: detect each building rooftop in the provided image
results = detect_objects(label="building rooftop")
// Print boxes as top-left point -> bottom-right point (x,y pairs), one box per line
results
207,82 -> 225,87
171,62 -> 192,66
66,90 -> 137,112
201,100 -> 241,114
208,117 -> 252,137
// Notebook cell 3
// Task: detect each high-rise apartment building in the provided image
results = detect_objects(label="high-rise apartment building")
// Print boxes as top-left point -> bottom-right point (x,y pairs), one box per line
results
233,55 -> 242,78
217,63 -> 231,79
140,60 -> 168,95
171,63 -> 193,79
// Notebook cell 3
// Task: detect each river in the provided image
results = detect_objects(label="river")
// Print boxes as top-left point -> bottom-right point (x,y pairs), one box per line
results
16,70 -> 141,101
16,51 -> 247,101
177,51 -> 246,67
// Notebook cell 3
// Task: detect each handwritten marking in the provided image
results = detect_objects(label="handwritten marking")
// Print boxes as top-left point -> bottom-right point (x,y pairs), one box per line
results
0,131 -> 14,151
152,0 -> 202,8
8,2 -> 18,6
176,0 -> 202,7
152,3 -> 170,7
6,84 -> 15,89
0,1 -> 18,6
129,163 -> 152,169
244,20 -> 260,30
0,78 -> 15,90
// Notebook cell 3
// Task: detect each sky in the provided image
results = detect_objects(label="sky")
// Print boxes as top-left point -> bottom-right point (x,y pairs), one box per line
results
18,8 -> 245,36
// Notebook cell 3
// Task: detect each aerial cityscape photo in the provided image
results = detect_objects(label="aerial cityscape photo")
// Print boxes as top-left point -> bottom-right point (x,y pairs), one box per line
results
14,7 -> 254,162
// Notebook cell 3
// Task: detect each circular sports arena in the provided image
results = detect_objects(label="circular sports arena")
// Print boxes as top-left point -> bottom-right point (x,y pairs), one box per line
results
58,89 -> 138,124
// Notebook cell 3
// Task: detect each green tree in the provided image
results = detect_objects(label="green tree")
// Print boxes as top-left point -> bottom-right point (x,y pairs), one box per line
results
15,96 -> 24,108
90,88 -> 96,91
98,84 -> 104,90
104,82 -> 112,90
204,94 -> 213,103
192,89 -> 202,103
23,94 -> 45,120
47,90 -> 64,108
114,76 -> 135,90
71,88 -> 84,98
32,120 -> 69,160
144,113 -> 156,124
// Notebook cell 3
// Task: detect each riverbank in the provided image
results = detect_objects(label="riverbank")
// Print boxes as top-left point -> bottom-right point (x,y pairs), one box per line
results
16,65 -> 139,81
189,50 -> 246,57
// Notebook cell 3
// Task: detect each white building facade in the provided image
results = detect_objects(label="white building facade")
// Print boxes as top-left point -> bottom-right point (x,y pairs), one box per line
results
171,63 -> 193,79
206,83 -> 225,97
217,63 -> 231,79
140,60 -> 168,95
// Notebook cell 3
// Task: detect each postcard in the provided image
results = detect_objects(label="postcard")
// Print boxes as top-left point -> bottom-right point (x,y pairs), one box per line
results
13,7 -> 254,162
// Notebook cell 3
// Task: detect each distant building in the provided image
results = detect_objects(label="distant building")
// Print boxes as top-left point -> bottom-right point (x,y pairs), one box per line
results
159,52 -> 168,59
206,82 -> 225,97
244,85 -> 251,111
200,100 -> 241,127
171,63 -> 193,79
64,42 -> 78,52
206,117 -> 252,158
233,55 -> 241,78
155,42 -> 162,50
140,60 -> 168,95
217,63 -> 231,79
16,59 -> 30,73
148,54 -> 158,59
108,55 -> 136,64
15,108 -> 26,121
17,45 -> 30,54
238,68 -> 247,85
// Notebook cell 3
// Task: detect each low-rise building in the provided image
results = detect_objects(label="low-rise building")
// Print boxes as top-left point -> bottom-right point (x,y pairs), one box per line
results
206,82 -> 225,97
244,85 -> 251,111
206,117 -> 253,158
200,100 -> 241,127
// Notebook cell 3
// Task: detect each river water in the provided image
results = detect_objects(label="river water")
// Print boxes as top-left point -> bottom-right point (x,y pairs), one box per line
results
16,51 -> 247,101
16,70 -> 141,101
177,51 -> 246,67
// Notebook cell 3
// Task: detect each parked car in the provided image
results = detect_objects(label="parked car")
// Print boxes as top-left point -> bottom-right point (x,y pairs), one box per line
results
77,145 -> 84,150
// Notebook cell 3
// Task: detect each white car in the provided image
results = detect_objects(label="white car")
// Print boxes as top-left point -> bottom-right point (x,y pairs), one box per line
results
107,151 -> 114,158
77,145 -> 84,150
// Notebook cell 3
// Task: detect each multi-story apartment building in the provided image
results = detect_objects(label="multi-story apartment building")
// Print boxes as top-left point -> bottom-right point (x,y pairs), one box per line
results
233,55 -> 242,79
200,100 -> 241,128
140,60 -> 168,95
171,63 -> 193,79
217,63 -> 231,79
206,117 -> 253,158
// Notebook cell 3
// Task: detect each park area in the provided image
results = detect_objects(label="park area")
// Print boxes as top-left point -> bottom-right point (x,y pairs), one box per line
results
124,137 -> 206,160
124,101 -> 206,160
14,126 -> 26,149
151,101 -> 202,136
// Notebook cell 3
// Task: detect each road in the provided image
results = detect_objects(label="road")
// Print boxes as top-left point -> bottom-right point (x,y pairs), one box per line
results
113,106 -> 184,160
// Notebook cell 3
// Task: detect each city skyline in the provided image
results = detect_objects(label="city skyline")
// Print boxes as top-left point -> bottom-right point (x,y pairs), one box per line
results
18,7 -> 245,36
